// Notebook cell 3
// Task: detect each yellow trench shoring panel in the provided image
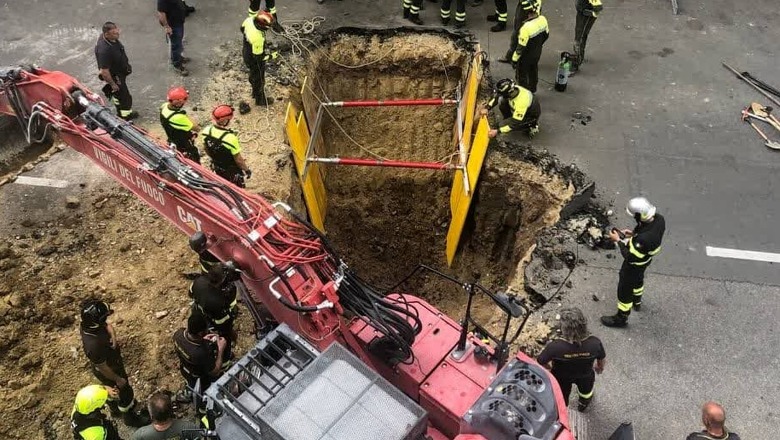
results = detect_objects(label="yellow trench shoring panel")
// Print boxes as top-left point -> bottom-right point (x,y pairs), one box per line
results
446,117 -> 490,266
446,50 -> 486,266
285,102 -> 327,232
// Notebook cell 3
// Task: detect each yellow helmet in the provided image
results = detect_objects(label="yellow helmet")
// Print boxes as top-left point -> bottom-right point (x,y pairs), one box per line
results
73,385 -> 109,415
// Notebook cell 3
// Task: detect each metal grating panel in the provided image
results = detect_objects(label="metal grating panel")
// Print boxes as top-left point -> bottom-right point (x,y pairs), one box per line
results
208,325 -> 427,440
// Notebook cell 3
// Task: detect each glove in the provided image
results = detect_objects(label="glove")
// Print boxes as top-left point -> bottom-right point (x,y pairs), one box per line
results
244,169 -> 253,180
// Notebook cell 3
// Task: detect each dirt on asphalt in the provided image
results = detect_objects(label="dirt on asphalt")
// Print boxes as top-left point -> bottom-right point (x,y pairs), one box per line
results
0,29 -> 597,439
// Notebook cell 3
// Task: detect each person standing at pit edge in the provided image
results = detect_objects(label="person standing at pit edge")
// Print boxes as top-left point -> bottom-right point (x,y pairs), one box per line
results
160,86 -> 201,163
601,197 -> 665,328
242,11 -> 278,106
572,0 -> 603,73
95,22 -> 137,120
201,105 -> 253,187
157,0 -> 191,76
79,299 -> 150,427
537,307 -> 605,412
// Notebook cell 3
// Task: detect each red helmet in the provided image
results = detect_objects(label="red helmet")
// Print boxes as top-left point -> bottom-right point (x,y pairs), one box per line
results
167,86 -> 188,102
254,11 -> 274,28
212,104 -> 234,121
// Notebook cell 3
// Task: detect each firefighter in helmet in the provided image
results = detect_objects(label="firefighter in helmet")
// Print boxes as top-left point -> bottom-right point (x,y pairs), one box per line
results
160,86 -> 201,163
241,11 -> 278,106
201,105 -> 252,187
79,299 -> 150,427
483,78 -> 541,139
71,384 -> 122,440
601,197 -> 666,327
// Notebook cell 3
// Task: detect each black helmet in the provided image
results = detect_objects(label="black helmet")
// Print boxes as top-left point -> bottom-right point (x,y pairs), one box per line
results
188,231 -> 208,254
520,0 -> 534,10
207,262 -> 228,286
496,78 -> 515,96
80,299 -> 113,326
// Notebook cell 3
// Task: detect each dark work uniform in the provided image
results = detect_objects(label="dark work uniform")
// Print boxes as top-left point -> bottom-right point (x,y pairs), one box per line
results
95,36 -> 133,118
201,124 -> 245,187
241,16 -> 272,105
190,275 -> 238,361
504,0 -> 542,61
157,0 -> 187,68
173,328 -> 218,414
537,336 -> 605,407
511,15 -> 549,93
80,324 -> 135,414
249,0 -> 277,18
615,214 -> 665,316
686,430 -> 741,440
574,0 -> 602,69
486,85 -> 541,135
198,250 -> 221,274
160,102 -> 200,162
440,0 -> 466,25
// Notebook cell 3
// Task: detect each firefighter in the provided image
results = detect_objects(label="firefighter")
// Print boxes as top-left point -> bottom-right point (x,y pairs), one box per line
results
79,299 -> 150,427
510,10 -> 549,93
95,22 -> 137,120
248,0 -> 284,31
71,385 -> 122,440
403,0 -> 425,25
201,105 -> 252,187
687,402 -> 741,440
190,262 -> 239,363
440,0 -> 466,27
483,78 -> 541,139
242,11 -> 277,107
485,0 -> 508,32
601,197 -> 666,328
573,0 -> 603,73
173,312 -> 227,419
537,307 -> 605,412
160,86 -> 201,163
499,0 -> 542,63
189,231 -> 221,275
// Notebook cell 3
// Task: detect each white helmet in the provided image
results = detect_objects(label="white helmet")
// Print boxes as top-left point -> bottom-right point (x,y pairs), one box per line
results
626,197 -> 656,221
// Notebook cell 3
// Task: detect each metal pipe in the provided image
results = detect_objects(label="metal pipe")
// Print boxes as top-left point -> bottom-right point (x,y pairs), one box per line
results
321,98 -> 458,107
722,61 -> 780,107
307,156 -> 460,170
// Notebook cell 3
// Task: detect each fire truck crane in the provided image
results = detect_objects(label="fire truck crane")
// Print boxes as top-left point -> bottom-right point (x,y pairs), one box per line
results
0,65 -> 574,440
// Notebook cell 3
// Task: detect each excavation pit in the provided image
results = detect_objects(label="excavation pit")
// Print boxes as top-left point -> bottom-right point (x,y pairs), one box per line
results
291,29 -> 578,330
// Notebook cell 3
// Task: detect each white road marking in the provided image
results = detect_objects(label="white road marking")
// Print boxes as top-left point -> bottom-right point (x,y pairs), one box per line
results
706,246 -> 780,263
13,176 -> 70,188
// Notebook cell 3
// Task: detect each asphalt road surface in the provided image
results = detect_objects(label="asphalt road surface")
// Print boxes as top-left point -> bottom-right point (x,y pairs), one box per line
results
1,0 -> 778,438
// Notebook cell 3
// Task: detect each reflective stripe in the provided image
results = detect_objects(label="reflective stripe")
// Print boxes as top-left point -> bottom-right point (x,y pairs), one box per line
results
201,126 -> 241,155
648,246 -> 662,256
230,298 -> 237,309
213,314 -> 231,325
241,16 -> 266,55
628,238 -> 647,259
632,286 -> 644,294
119,109 -> 133,117
117,401 -> 134,412
455,12 -> 466,20
78,426 -> 107,440
403,0 -> 412,7
268,6 -> 277,14
441,9 -> 451,17
497,11 -> 508,22
411,5 -> 420,12
517,15 -> 549,47
160,103 -> 193,131
201,415 -> 210,429
617,301 -> 633,312
578,389 -> 594,399
629,259 -> 651,266
248,8 -> 258,16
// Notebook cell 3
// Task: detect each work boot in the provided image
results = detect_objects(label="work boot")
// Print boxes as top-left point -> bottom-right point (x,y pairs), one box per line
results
633,302 -> 641,311
490,22 -> 506,32
454,20 -> 466,28
441,16 -> 450,25
121,110 -> 139,121
486,13 -> 498,22
407,14 -> 424,25
403,8 -> 411,18
179,56 -> 191,64
173,65 -> 190,77
255,95 -> 274,106
577,400 -> 591,412
271,14 -> 284,32
122,408 -> 151,427
600,312 -> 628,328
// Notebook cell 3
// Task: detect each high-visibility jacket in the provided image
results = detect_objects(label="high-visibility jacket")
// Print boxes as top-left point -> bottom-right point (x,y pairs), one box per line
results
512,15 -> 549,63
488,86 -> 535,133
241,16 -> 267,57
576,0 -> 603,17
620,214 -> 666,267
201,124 -> 241,172
159,102 -> 195,148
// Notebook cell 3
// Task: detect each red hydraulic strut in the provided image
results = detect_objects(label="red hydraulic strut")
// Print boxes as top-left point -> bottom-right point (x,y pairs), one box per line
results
321,98 -> 458,107
307,157 -> 459,170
